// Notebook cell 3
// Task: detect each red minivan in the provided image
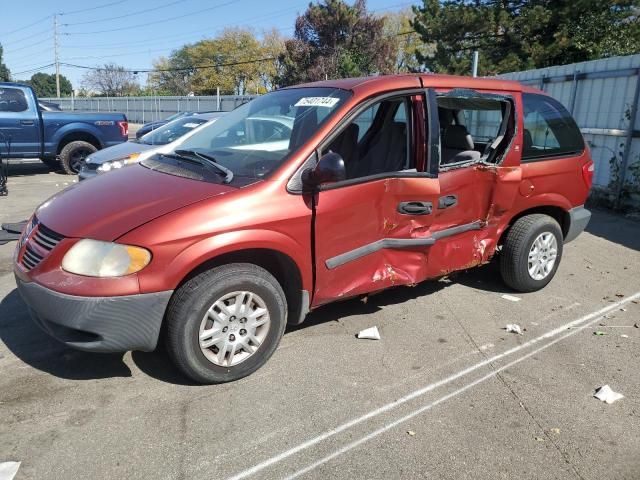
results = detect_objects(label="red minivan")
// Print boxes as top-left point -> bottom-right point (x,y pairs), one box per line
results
14,74 -> 593,383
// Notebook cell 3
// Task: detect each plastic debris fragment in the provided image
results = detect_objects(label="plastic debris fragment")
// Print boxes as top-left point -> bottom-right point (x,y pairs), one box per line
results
0,462 -> 21,480
357,326 -> 381,340
505,324 -> 523,335
501,294 -> 521,302
594,385 -> 624,404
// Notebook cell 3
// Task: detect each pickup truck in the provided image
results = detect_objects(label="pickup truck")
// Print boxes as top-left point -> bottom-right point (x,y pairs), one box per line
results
0,83 -> 128,174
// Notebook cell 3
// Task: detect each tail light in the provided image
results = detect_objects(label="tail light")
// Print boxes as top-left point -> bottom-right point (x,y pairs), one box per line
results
118,121 -> 128,137
582,160 -> 594,189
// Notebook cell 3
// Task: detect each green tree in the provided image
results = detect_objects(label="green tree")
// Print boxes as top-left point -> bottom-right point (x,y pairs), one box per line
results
148,28 -> 283,95
412,0 -> 640,76
278,0 -> 396,86
27,73 -> 73,97
0,43 -> 10,82
383,8 -> 433,73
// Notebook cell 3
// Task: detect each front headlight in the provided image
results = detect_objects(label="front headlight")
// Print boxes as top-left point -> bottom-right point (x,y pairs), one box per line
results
96,153 -> 140,173
62,239 -> 151,277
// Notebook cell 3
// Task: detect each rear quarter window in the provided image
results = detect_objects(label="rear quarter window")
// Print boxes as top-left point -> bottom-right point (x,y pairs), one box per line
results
522,93 -> 584,161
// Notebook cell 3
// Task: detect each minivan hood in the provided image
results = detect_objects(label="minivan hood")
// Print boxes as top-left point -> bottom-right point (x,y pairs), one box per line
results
87,141 -> 157,164
36,164 -> 234,241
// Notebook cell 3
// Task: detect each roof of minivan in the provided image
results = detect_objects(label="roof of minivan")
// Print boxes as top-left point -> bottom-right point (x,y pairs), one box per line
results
291,73 -> 530,94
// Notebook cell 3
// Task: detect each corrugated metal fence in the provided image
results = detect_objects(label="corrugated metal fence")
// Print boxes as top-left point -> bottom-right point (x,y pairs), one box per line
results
41,95 -> 257,124
500,54 -> 640,205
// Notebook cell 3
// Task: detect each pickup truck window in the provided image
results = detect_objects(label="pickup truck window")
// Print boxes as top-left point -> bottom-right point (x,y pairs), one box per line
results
323,97 -> 410,180
0,88 -> 28,113
522,93 -> 584,161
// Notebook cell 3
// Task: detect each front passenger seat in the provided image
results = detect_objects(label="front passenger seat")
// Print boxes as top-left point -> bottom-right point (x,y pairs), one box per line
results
441,125 -> 481,165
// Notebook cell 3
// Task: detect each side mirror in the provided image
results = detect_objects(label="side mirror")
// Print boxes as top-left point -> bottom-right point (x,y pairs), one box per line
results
302,152 -> 346,190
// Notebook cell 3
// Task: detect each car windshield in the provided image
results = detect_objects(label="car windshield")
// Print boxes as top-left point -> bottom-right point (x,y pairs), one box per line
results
165,112 -> 188,122
138,117 -> 208,145
142,87 -> 351,184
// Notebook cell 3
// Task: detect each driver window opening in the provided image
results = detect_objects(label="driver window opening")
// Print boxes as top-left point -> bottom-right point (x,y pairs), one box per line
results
437,96 -> 511,169
322,98 -> 411,180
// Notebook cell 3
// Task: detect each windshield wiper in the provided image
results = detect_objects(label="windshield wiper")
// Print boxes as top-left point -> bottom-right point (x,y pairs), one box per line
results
173,149 -> 234,184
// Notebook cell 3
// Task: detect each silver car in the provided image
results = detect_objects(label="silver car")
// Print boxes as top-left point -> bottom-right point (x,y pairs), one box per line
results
79,112 -> 225,180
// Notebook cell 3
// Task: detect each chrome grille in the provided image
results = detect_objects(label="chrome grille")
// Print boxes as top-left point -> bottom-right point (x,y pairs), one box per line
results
20,220 -> 65,271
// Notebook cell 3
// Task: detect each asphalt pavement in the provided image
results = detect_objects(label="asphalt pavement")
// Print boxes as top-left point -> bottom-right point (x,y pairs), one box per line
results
1,161 -> 639,480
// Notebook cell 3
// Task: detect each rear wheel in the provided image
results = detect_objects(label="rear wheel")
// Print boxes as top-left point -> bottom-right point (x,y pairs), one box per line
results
500,214 -> 563,292
166,263 -> 287,384
59,141 -> 97,175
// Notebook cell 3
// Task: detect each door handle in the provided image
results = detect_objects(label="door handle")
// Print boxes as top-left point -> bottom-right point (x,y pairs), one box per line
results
398,201 -> 432,215
438,195 -> 458,209
20,120 -> 35,126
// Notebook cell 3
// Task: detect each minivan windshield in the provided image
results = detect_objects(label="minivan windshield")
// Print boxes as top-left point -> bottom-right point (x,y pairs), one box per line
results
142,87 -> 351,184
138,116 -> 208,145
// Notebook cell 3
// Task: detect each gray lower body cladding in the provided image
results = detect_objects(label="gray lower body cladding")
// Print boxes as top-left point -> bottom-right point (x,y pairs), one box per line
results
16,277 -> 172,353
565,206 -> 591,243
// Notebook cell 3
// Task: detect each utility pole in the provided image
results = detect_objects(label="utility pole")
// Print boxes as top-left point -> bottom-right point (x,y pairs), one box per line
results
54,14 -> 60,98
471,50 -> 479,78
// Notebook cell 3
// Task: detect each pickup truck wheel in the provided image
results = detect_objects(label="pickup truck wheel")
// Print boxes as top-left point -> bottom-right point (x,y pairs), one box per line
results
500,214 -> 563,293
166,263 -> 287,384
59,141 -> 97,175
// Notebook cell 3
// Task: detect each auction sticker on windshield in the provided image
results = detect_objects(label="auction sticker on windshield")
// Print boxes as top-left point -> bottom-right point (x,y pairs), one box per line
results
295,97 -> 340,108
183,123 -> 200,128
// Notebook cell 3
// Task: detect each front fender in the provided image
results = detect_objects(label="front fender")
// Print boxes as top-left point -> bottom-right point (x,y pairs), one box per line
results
138,229 -> 312,294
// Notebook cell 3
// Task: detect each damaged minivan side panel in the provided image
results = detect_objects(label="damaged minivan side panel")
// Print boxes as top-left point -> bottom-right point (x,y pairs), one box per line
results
423,88 -> 521,277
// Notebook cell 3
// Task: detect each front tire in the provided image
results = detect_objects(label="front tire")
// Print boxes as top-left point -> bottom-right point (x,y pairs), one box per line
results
166,264 -> 287,384
500,214 -> 563,293
59,140 -> 97,175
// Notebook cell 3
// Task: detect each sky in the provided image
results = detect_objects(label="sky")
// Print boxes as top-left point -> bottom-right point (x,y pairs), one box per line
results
1,0 -> 415,88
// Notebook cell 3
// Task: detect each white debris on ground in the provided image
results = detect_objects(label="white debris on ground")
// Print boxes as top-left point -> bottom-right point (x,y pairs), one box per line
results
594,385 -> 624,404
357,326 -> 381,340
501,294 -> 521,302
0,462 -> 21,480
505,324 -> 523,335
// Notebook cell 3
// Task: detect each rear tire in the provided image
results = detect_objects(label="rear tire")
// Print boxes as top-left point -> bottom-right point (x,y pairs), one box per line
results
500,214 -> 563,293
59,140 -> 97,175
166,263 -> 287,384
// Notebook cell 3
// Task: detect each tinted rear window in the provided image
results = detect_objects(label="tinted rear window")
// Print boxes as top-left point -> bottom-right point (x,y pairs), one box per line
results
522,93 -> 584,161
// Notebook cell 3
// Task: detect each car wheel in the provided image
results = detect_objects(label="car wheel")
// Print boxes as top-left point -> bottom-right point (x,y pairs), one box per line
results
500,214 -> 563,293
165,263 -> 287,384
59,141 -> 97,175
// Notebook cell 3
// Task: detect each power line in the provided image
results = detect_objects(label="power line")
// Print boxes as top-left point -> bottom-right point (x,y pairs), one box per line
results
12,64 -> 55,77
63,0 -> 187,26
3,36 -> 54,55
1,26 -> 52,47
60,4 -> 305,50
60,0 -> 127,16
60,57 -> 278,74
1,14 -> 52,38
63,0 -> 242,35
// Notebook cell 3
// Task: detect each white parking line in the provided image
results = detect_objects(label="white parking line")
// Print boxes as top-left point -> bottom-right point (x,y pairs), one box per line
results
226,292 -> 640,480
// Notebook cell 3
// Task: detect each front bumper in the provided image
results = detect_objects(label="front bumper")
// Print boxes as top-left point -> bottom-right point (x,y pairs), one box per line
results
565,206 -> 591,243
78,165 -> 98,181
16,277 -> 172,353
